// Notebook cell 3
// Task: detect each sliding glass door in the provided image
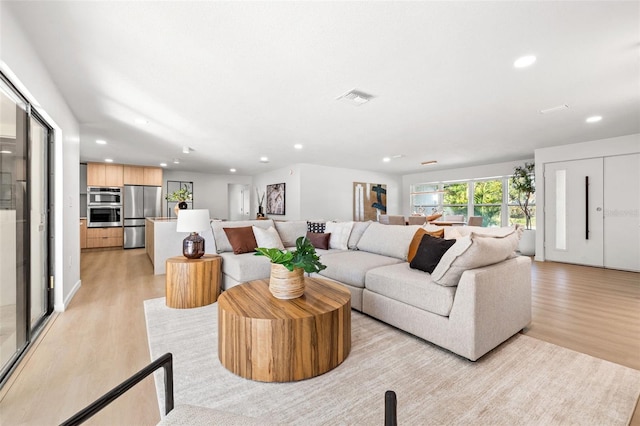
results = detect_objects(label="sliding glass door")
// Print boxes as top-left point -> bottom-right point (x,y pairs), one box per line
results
0,74 -> 53,384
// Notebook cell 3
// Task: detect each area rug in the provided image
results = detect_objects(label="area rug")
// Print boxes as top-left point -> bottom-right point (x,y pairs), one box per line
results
144,297 -> 640,425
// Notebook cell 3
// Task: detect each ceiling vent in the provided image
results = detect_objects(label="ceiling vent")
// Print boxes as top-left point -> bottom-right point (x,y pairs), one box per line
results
540,104 -> 569,114
336,89 -> 374,106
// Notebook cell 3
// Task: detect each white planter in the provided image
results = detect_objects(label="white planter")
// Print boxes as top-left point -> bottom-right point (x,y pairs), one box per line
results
519,229 -> 536,256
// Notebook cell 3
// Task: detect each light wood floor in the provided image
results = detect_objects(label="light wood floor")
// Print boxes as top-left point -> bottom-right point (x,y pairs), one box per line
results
0,249 -> 638,425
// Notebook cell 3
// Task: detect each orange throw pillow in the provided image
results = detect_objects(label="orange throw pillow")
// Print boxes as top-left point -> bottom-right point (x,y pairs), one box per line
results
407,228 -> 445,262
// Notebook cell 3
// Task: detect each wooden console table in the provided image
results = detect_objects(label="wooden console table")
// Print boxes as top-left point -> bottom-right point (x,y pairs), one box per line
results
218,277 -> 351,382
165,254 -> 221,309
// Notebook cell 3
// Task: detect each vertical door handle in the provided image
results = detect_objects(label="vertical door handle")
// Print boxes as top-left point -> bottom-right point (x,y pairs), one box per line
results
585,176 -> 589,240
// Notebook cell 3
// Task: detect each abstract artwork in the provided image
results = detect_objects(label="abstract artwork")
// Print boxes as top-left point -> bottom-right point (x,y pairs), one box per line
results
266,183 -> 286,215
353,182 -> 386,221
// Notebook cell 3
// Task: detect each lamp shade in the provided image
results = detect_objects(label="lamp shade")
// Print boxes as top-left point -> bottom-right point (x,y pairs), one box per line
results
176,209 -> 210,233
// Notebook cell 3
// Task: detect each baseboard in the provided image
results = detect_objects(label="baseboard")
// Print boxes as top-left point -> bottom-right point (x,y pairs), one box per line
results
55,279 -> 81,312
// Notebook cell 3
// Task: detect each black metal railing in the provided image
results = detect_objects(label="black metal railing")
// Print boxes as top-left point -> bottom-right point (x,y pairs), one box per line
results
60,353 -> 174,426
385,390 -> 397,426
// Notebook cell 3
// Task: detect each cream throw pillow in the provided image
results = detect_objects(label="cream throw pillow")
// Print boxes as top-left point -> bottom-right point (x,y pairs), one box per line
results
324,221 -> 354,250
252,226 -> 285,250
432,227 -> 522,287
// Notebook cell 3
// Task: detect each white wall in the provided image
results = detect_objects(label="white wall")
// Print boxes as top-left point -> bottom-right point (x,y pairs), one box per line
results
1,6 -> 81,311
534,133 -> 640,261
401,159 -> 534,216
162,170 -> 252,220
252,163 -> 402,221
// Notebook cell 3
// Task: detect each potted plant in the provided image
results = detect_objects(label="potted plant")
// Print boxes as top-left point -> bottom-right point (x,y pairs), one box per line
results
165,188 -> 192,216
255,236 -> 326,299
512,162 -> 536,255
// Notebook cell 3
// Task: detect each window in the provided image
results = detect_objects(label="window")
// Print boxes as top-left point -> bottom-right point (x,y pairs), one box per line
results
442,182 -> 468,218
409,183 -> 439,215
473,179 -> 503,227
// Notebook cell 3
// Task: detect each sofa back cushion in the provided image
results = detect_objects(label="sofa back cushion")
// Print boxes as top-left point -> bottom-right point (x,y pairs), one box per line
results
356,222 -> 421,260
274,220 -> 307,247
348,221 -> 373,249
212,219 -> 274,253
432,227 -> 522,286
445,225 -> 516,239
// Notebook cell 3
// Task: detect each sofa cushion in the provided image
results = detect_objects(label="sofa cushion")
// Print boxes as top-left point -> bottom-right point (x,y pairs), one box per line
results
306,231 -> 331,250
432,227 -> 523,286
347,221 -> 373,249
252,226 -> 284,250
365,263 -> 457,317
223,226 -> 257,254
407,227 -> 445,262
325,221 -> 354,250
274,220 -> 307,247
212,219 -> 274,253
319,251 -> 402,288
219,252 -> 272,282
445,225 -> 516,239
409,234 -> 456,273
356,222 -> 421,260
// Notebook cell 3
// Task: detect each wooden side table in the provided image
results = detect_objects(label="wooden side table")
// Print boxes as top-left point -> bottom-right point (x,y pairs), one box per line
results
218,277 -> 351,382
165,254 -> 221,309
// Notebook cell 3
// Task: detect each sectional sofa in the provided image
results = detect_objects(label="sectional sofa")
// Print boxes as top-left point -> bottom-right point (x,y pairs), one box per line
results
205,219 -> 531,361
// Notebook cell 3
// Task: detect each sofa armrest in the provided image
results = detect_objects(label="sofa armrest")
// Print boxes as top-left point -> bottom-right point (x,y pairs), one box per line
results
448,255 -> 532,360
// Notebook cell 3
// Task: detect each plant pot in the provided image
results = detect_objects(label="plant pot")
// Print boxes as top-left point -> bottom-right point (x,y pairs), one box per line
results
174,201 -> 188,217
519,229 -> 536,256
269,264 -> 305,299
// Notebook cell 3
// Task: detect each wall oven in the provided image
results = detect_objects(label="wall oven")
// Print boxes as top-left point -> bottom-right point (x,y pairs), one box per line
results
88,205 -> 122,227
88,186 -> 122,205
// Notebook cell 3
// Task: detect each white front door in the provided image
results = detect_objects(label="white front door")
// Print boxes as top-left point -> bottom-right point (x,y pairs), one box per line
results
544,158 -> 604,266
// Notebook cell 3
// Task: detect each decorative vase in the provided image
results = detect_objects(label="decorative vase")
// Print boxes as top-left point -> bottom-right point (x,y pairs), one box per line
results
268,264 -> 305,299
257,205 -> 265,218
519,229 -> 536,256
174,201 -> 188,217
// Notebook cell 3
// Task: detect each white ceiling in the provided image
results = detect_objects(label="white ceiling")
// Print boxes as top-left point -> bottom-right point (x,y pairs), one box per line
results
6,1 -> 640,176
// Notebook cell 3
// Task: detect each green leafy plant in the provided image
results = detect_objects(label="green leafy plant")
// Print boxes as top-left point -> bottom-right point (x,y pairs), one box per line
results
512,162 -> 535,229
255,236 -> 327,273
165,188 -> 192,202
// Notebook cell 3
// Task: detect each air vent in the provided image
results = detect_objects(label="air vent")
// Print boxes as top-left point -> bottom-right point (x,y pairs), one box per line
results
540,104 -> 569,114
336,89 -> 374,106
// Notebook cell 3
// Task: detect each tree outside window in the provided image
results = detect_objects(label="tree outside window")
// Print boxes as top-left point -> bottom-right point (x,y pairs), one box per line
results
473,179 -> 502,227
443,182 -> 468,218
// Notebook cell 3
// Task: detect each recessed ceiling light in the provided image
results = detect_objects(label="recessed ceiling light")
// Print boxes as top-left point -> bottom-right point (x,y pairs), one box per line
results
135,118 -> 149,125
0,150 -> 11,154
421,160 -> 438,166
383,157 -> 391,162
105,158 -> 113,163
182,146 -> 190,154
586,115 -> 602,123
260,156 -> 269,163
173,159 -> 180,164
514,55 -> 536,68
160,163 -> 167,167
294,144 -> 303,150
336,88 -> 374,106
96,139 -> 107,145
230,168 -> 236,173
392,154 -> 405,159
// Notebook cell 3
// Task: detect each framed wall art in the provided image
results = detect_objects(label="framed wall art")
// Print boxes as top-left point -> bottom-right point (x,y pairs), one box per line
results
266,183 -> 286,215
353,182 -> 387,221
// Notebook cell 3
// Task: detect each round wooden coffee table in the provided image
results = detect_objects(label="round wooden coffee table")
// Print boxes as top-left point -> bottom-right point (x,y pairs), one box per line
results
217,277 -> 351,382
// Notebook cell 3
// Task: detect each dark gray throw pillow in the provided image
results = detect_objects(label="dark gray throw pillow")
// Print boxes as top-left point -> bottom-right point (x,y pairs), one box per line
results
409,234 -> 456,274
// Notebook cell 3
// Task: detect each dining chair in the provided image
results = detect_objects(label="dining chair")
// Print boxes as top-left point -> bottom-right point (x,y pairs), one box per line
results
467,216 -> 483,226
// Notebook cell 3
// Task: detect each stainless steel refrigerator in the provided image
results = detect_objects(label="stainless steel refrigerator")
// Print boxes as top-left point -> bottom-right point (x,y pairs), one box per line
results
123,185 -> 162,249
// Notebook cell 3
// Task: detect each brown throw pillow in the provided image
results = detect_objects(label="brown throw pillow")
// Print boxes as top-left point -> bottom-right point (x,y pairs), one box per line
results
306,231 -> 331,250
410,234 -> 456,274
223,226 -> 257,254
407,228 -> 445,262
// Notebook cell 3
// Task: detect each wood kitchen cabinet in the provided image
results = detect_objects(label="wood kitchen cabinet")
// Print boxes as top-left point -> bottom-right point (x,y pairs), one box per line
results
86,227 -> 123,248
80,219 -> 87,249
87,163 -> 124,187
123,165 -> 163,186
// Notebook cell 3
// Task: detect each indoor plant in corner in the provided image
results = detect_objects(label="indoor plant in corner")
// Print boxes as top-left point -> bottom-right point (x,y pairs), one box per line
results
512,162 -> 536,255
255,236 -> 326,299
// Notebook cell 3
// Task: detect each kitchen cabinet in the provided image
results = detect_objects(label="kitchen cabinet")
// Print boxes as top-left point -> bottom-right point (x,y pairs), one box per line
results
80,219 -> 87,249
86,227 -> 123,248
123,165 -> 163,186
87,163 -> 124,187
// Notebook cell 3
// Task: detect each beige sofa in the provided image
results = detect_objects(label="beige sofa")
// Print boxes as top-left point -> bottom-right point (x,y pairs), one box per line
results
207,219 -> 531,361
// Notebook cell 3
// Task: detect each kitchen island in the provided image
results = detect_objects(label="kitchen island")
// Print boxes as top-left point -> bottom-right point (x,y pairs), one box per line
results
145,218 -> 185,275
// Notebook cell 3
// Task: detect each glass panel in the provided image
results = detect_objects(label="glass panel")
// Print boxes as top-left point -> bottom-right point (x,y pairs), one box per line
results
442,182 -> 468,218
0,79 -> 28,374
474,180 -> 502,204
474,206 -> 502,227
555,170 -> 567,250
30,117 -> 48,330
410,183 -> 439,215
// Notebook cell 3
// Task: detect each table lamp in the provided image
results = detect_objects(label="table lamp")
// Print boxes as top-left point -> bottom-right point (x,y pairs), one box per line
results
176,209 -> 210,259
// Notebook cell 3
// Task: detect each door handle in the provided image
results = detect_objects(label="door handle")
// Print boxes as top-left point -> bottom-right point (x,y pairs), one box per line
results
585,176 -> 589,240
